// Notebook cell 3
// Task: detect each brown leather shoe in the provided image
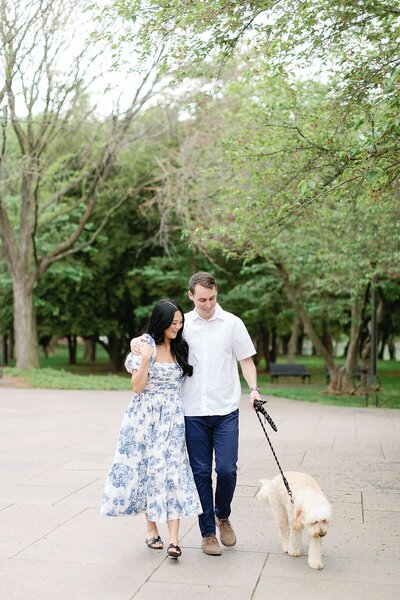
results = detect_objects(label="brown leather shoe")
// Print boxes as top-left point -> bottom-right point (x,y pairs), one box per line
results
216,517 -> 237,547
201,535 -> 222,556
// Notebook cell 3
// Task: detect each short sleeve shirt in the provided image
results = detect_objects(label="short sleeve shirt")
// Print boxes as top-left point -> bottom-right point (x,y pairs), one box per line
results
181,304 -> 256,416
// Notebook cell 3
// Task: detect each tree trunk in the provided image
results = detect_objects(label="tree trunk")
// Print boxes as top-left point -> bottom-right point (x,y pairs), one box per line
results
49,336 -> 59,353
321,313 -> 333,357
67,335 -> 78,365
388,336 -> 396,360
275,262 -> 335,369
287,315 -> 301,362
281,334 -> 290,356
378,333 -> 387,360
296,331 -> 304,356
270,327 -> 277,363
360,336 -> 371,383
103,333 -> 126,371
83,336 -> 97,362
259,325 -> 270,370
361,297 -> 384,387
13,278 -> 39,369
339,296 -> 363,394
275,261 -> 366,395
1,334 -> 8,366
9,331 -> 14,360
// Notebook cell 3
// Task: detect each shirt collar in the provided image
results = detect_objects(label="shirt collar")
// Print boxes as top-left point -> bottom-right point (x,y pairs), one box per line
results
191,303 -> 225,322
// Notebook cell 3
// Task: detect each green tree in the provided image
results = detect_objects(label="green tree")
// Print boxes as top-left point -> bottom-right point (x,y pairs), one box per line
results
111,0 -> 400,207
145,63 -> 400,393
33,103 -> 184,369
0,0 -> 165,369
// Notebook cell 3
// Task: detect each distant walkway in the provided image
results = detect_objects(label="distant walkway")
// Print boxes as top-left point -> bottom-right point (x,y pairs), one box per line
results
0,388 -> 399,599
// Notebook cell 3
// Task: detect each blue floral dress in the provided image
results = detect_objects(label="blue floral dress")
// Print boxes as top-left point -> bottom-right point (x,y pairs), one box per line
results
101,334 -> 202,522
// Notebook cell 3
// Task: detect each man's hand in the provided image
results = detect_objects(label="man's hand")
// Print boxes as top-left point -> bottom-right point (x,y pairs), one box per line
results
139,341 -> 153,361
130,336 -> 142,355
249,388 -> 262,408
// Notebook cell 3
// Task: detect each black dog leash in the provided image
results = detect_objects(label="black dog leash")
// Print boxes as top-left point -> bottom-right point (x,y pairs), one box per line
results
253,399 -> 294,504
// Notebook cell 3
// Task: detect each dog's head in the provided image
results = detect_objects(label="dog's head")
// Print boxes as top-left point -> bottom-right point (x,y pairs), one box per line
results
292,495 -> 332,537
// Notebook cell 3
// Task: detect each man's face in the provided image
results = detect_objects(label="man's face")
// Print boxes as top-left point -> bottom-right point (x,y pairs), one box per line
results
188,284 -> 217,320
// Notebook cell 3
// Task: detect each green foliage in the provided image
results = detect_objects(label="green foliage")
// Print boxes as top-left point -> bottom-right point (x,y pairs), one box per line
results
148,66 -> 399,304
110,0 -> 400,202
34,143 -> 166,365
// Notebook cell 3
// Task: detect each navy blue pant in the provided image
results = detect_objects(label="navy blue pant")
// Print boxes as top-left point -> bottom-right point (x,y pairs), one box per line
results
185,410 -> 239,537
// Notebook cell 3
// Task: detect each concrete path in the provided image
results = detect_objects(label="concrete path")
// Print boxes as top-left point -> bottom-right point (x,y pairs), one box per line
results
0,387 -> 399,600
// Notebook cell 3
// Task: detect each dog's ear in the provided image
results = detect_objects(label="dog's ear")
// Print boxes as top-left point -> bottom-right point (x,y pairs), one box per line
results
292,507 -> 304,530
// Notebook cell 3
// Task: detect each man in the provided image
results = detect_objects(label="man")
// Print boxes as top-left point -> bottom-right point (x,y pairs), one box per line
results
131,271 -> 262,556
181,272 -> 261,556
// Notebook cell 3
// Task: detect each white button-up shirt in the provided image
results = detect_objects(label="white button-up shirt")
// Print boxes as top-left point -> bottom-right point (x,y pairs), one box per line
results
181,304 -> 256,416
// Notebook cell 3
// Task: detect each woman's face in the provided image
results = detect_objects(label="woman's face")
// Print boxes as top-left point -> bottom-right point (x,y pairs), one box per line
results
164,310 -> 183,341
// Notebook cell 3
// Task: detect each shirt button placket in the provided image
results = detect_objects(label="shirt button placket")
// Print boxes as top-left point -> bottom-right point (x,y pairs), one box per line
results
201,320 -> 208,413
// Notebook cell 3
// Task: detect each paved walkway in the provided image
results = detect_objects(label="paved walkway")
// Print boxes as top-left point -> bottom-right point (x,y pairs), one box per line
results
0,387 -> 399,600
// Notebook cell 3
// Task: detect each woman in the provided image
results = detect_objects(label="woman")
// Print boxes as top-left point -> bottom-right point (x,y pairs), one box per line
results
101,299 -> 202,559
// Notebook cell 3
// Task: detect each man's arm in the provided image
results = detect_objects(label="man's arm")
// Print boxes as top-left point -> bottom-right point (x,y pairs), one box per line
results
239,356 -> 262,407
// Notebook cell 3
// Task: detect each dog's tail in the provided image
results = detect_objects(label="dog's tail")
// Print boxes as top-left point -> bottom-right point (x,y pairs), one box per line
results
256,478 -> 271,503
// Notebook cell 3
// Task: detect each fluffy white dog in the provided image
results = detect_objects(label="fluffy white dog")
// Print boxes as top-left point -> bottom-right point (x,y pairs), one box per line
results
257,471 -> 332,570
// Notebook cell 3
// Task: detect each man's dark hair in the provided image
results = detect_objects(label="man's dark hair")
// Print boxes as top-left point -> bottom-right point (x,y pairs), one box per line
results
189,271 -> 216,294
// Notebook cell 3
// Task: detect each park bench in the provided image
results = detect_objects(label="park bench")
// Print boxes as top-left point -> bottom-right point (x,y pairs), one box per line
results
325,365 -> 362,383
269,363 -> 311,383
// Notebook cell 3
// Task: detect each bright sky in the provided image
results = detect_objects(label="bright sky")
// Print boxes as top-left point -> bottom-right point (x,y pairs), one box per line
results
5,0 -> 329,121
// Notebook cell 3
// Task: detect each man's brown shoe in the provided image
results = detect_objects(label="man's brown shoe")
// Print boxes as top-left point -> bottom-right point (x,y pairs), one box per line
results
201,535 -> 222,556
216,517 -> 237,547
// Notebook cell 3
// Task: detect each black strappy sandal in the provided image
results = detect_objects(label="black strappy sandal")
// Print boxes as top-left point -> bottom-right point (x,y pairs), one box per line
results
145,536 -> 163,549
167,543 -> 182,558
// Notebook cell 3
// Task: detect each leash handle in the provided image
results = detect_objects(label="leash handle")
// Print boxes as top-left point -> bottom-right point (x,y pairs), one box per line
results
253,399 -> 278,431
253,400 -> 294,504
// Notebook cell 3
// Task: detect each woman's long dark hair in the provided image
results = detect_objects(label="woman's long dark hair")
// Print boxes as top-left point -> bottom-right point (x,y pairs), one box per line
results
142,299 -> 193,377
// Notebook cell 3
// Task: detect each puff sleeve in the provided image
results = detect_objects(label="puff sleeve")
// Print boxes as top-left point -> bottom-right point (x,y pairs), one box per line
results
124,333 -> 156,374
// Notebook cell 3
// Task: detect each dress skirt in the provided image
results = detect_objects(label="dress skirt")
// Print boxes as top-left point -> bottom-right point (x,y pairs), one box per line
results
101,356 -> 202,523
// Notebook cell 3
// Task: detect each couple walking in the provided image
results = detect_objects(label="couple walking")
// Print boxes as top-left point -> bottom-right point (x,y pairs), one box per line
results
101,272 -> 261,558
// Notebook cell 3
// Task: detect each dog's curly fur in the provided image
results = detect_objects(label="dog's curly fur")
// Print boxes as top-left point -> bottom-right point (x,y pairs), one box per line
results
257,471 -> 332,570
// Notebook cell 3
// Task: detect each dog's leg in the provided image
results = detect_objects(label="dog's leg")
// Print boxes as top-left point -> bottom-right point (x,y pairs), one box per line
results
270,502 -> 289,552
288,506 -> 303,557
279,522 -> 290,553
288,527 -> 302,557
277,519 -> 290,553
308,536 -> 324,570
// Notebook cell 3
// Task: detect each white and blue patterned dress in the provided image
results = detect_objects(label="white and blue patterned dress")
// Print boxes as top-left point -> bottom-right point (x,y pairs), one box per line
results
101,334 -> 202,522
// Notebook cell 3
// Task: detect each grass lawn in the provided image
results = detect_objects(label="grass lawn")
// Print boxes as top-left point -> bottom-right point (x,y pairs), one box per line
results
2,344 -> 399,407
253,357 -> 400,409
3,344 -> 130,391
